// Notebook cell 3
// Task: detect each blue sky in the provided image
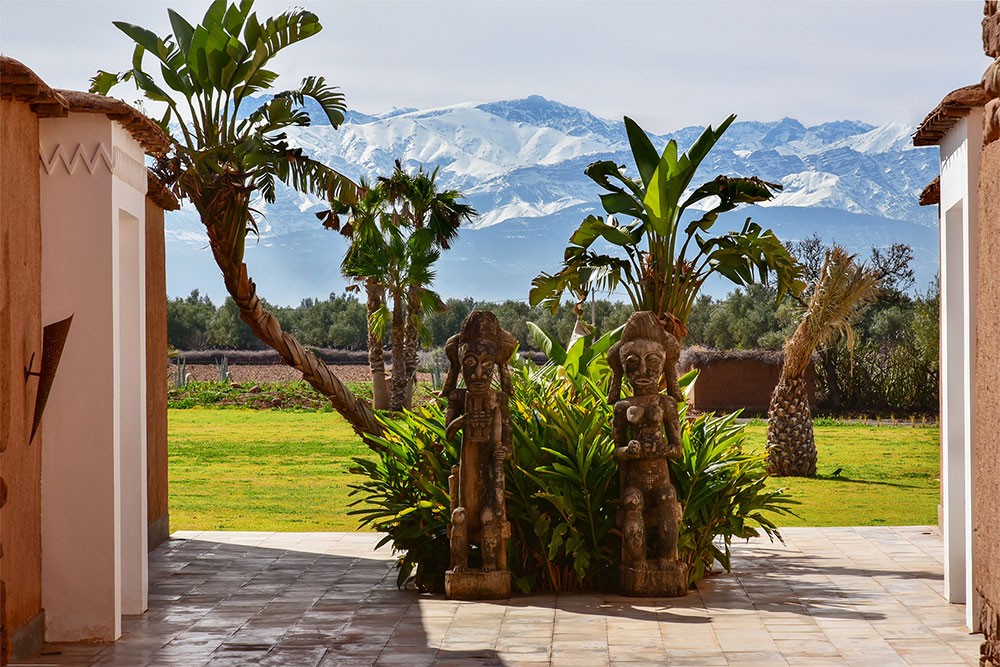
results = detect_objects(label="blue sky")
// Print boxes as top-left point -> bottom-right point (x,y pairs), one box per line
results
0,0 -> 990,133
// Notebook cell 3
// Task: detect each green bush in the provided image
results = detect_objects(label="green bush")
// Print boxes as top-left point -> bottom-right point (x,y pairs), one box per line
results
673,409 -> 797,582
348,406 -> 456,591
506,366 -> 619,593
348,365 -> 796,593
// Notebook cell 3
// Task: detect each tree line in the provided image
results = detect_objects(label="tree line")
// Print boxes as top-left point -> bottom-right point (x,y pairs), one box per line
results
167,291 -> 635,353
168,236 -> 940,414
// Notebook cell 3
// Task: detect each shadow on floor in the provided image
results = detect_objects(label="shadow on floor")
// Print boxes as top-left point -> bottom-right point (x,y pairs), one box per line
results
21,536 -> 507,667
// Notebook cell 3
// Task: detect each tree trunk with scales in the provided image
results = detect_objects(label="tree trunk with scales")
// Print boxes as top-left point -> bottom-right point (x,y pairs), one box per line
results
389,292 -> 408,411
765,246 -> 878,476
402,288 -> 422,409
766,375 -> 816,477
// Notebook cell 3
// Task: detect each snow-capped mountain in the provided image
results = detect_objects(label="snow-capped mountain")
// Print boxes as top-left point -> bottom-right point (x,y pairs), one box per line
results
166,96 -> 940,305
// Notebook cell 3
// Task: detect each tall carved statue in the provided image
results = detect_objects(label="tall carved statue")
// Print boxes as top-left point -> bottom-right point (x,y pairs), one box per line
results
607,311 -> 688,597
441,310 -> 517,599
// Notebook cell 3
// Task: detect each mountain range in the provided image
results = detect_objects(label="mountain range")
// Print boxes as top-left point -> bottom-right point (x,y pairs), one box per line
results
165,95 -> 941,305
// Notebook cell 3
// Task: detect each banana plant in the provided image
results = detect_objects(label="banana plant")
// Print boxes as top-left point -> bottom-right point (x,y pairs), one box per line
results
526,321 -> 623,385
530,115 -> 805,339
91,0 -> 387,438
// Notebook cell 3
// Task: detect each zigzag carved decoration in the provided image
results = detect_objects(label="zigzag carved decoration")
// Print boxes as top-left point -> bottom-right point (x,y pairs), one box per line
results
39,143 -> 114,176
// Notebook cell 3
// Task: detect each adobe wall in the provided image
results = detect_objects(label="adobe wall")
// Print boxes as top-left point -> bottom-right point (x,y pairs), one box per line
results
0,98 -> 45,660
683,356 -> 816,415
976,139 -> 1000,665
145,199 -> 169,549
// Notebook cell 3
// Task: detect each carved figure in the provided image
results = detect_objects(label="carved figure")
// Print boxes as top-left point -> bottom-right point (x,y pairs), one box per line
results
441,310 -> 517,599
608,311 -> 688,596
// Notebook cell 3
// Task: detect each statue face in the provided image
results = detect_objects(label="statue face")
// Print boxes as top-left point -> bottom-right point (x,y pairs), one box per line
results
621,339 -> 664,395
460,344 -> 496,391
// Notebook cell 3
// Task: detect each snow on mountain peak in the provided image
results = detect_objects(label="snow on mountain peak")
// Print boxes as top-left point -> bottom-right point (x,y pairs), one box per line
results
233,96 -> 937,236
166,97 -> 942,304
476,95 -> 621,140
829,121 -> 914,154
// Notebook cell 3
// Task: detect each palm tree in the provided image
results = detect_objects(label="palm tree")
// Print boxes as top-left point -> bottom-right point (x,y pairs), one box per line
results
92,0 -> 381,437
379,162 -> 476,408
329,180 -> 391,409
766,246 -> 879,476
347,222 -> 442,411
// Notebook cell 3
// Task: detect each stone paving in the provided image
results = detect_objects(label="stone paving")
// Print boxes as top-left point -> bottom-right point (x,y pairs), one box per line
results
13,527 -> 983,666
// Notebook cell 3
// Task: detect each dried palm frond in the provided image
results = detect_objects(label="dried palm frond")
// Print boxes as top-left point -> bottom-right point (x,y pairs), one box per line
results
783,246 -> 880,379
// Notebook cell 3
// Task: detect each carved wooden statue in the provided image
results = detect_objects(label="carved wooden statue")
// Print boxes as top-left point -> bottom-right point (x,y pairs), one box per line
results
607,311 -> 688,596
441,310 -> 517,599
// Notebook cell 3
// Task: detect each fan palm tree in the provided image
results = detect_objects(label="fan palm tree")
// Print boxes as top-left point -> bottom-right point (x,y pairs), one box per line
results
329,179 -> 392,409
766,246 -> 880,476
91,0 -> 382,437
379,162 -> 476,407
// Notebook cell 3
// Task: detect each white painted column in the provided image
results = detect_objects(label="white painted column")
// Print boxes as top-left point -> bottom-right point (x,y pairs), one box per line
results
962,107 -> 982,632
111,120 -> 151,617
116,209 -> 148,615
40,114 -> 150,640
937,111 -> 983,631
941,200 -> 966,607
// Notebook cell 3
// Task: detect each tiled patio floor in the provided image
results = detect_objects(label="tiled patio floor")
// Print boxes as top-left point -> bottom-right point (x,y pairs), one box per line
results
13,527 -> 983,666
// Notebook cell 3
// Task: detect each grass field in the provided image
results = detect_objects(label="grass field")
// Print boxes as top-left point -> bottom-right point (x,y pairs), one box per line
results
168,409 -> 940,532
168,409 -> 367,530
743,423 -> 940,526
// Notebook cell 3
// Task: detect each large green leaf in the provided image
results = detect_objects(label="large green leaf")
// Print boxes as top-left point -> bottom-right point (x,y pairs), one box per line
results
112,21 -> 162,56
167,9 -> 195,54
585,160 -> 643,201
527,322 -> 568,364
568,215 -> 637,249
624,116 -> 660,187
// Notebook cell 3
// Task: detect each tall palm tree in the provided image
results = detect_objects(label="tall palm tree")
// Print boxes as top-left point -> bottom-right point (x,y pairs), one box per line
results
380,162 -> 476,407
92,0 -> 381,437
348,223 -> 442,411
329,180 -> 391,409
766,246 -> 879,476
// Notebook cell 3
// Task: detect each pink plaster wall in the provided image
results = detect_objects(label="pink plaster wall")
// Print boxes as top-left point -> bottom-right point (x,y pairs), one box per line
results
39,112 -> 121,642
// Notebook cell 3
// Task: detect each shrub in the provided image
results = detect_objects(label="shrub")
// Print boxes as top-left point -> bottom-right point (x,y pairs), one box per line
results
506,366 -> 619,593
348,365 -> 795,593
348,406 -> 456,591
672,409 -> 797,582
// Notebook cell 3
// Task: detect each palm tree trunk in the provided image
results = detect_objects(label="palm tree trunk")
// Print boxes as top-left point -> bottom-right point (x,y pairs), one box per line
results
402,288 -> 421,409
225,260 -> 383,438
366,282 -> 390,410
192,183 -> 382,438
389,293 -> 407,411
765,374 -> 816,476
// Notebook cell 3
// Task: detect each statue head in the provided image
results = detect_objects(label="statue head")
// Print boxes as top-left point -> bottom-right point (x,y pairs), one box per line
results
607,311 -> 680,403
441,310 -> 517,396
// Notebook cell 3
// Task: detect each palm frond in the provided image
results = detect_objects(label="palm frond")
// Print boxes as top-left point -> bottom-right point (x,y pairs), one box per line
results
784,245 -> 880,377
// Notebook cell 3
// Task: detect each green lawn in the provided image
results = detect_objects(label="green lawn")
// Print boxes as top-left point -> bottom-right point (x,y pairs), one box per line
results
168,409 -> 940,531
168,409 -> 369,530
745,422 -> 940,526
